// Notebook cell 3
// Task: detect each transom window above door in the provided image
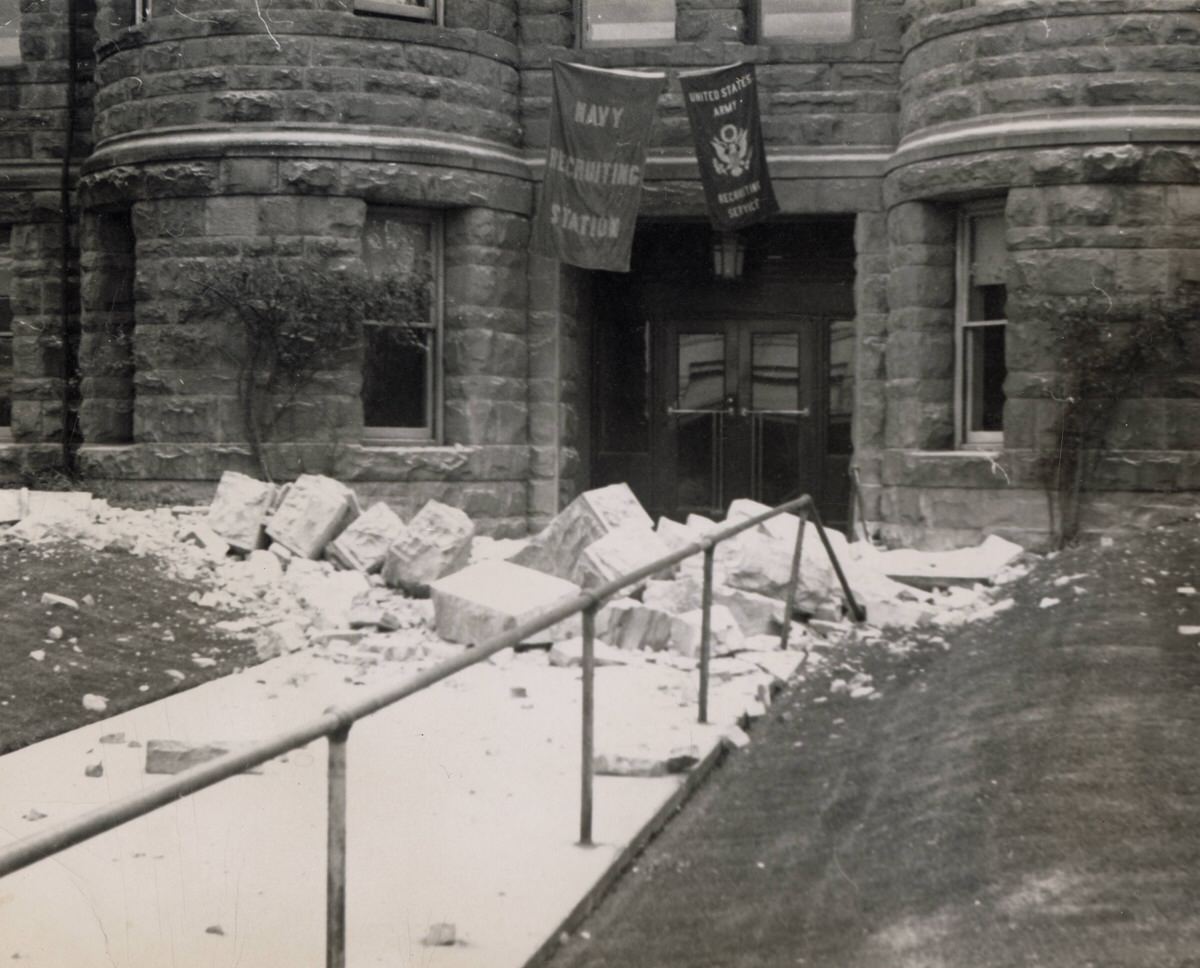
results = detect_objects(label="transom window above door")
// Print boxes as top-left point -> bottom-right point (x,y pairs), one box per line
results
756,0 -> 856,43
580,0 -> 676,47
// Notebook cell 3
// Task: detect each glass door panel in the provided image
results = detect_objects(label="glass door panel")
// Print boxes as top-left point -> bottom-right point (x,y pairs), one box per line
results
672,332 -> 727,513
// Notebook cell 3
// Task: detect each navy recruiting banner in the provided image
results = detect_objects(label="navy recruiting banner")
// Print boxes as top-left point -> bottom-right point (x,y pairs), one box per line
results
680,62 -> 779,230
531,60 -> 666,273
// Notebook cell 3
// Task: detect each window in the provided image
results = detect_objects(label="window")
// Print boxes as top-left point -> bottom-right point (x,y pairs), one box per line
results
0,0 -> 18,63
361,208 -> 440,442
354,0 -> 442,23
756,0 -> 855,43
956,205 -> 1007,447
581,0 -> 675,47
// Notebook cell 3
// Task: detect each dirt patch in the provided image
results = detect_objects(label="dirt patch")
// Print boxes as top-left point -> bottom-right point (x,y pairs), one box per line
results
0,538 -> 259,755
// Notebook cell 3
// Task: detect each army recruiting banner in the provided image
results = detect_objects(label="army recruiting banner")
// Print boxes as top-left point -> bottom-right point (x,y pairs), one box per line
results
680,62 -> 778,230
531,60 -> 666,273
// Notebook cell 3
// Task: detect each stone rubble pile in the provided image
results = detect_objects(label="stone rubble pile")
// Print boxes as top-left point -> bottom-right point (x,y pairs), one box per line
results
2,475 -> 1031,776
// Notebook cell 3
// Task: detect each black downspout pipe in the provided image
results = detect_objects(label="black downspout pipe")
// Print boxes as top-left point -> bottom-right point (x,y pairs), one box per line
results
59,0 -> 79,475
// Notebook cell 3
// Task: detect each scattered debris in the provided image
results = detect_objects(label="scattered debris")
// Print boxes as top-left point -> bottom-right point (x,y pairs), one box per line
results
22,809 -> 47,822
82,694 -> 109,712
204,925 -> 226,937
145,739 -> 236,775
381,500 -> 474,596
430,560 -> 580,646
40,593 -> 79,610
85,762 -> 104,778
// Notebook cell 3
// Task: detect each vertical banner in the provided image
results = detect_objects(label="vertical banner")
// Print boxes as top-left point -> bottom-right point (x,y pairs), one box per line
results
531,61 -> 666,273
680,62 -> 779,230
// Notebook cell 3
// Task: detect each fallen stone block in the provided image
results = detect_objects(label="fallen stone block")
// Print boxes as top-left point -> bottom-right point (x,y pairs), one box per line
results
255,620 -> 308,659
641,576 -> 702,615
595,598 -> 675,652
25,490 -> 94,518
0,487 -> 27,524
381,500 -> 474,596
327,501 -> 406,574
572,525 -> 672,591
266,474 -> 358,559
430,559 -> 582,646
145,740 -> 260,775
655,516 -> 701,558
594,745 -> 700,777
512,483 -> 653,580
547,637 -> 629,668
670,605 -> 744,658
240,549 -> 284,588
714,587 -> 786,636
181,522 -> 230,560
207,472 -> 278,553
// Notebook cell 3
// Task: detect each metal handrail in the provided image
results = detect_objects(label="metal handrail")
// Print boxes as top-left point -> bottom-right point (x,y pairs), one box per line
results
0,493 -> 863,967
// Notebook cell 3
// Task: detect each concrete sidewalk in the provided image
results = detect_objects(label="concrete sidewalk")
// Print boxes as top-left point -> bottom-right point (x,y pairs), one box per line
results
544,519 -> 1200,968
0,638 -> 797,967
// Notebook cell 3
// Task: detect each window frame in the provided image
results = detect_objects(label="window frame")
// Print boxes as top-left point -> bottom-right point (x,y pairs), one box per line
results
751,0 -> 858,45
361,207 -> 443,446
577,0 -> 677,49
955,202 -> 1007,450
0,0 -> 20,63
0,224 -> 12,440
353,0 -> 443,24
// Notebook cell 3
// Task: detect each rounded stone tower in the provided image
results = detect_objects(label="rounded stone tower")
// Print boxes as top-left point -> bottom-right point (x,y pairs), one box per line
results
876,0 -> 1200,547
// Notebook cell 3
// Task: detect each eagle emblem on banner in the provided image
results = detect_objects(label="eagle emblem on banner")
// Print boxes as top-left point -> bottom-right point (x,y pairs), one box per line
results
711,124 -> 751,178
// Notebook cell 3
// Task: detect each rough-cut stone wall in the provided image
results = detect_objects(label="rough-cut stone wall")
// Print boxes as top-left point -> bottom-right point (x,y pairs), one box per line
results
900,0 -> 1200,138
0,0 -> 94,480
851,211 -> 889,526
91,8 -> 519,145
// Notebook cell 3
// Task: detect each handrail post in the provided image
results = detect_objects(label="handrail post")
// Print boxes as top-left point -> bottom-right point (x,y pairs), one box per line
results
809,505 -> 867,623
579,603 -> 597,847
699,545 -> 715,724
326,725 -> 351,968
779,512 -> 807,651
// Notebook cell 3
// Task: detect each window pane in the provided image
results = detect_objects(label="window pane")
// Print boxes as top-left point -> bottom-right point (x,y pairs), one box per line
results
827,318 -> 854,455
677,332 -> 724,410
363,325 -> 430,429
751,332 -> 800,412
0,0 -> 19,63
761,0 -> 854,42
597,315 -> 649,452
362,209 -> 436,433
584,0 -> 675,46
965,324 -> 1005,433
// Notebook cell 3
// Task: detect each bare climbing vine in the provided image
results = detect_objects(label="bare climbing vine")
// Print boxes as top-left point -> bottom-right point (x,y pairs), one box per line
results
190,258 -> 431,481
1037,296 -> 1190,548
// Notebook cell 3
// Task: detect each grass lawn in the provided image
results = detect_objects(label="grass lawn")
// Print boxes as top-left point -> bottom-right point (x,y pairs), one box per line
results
0,537 -> 259,756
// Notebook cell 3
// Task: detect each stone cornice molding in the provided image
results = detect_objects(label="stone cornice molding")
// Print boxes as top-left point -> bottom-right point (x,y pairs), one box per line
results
890,107 -> 1200,172
0,162 -> 71,190
83,125 -> 532,181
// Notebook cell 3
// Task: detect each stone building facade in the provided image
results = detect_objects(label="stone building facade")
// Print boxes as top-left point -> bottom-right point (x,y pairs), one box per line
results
0,0 -> 1196,546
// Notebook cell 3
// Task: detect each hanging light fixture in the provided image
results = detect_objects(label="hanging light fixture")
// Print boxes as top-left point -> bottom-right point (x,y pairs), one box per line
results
711,230 -> 746,280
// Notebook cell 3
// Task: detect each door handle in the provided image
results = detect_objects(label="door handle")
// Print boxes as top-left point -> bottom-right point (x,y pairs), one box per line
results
667,405 -> 735,416
739,407 -> 811,418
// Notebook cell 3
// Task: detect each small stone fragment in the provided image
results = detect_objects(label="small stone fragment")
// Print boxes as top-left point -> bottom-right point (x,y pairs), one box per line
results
48,626 -> 63,641
22,809 -> 47,822
145,739 -> 231,775
40,593 -> 79,610
84,762 -> 103,778
29,650 -> 45,662
205,925 -> 225,937
99,732 -> 125,744
1038,597 -> 1060,609
82,693 -> 108,712
422,923 -> 456,947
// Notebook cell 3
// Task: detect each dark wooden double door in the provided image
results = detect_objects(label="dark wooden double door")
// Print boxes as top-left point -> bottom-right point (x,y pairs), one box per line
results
662,316 -> 822,518
588,220 -> 856,528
